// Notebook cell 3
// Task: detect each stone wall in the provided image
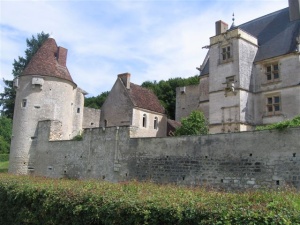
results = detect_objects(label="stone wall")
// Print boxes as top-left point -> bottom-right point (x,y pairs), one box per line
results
28,120 -> 300,190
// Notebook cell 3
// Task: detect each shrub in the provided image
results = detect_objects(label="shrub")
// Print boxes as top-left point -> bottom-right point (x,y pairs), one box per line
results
256,114 -> 300,131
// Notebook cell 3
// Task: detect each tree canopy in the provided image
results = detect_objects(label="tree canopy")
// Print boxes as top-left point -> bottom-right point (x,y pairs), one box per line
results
0,32 -> 49,119
84,91 -> 110,109
174,110 -> 208,136
0,116 -> 12,153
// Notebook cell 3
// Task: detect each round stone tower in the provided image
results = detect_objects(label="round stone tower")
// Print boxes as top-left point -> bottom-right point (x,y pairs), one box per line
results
9,38 -> 84,174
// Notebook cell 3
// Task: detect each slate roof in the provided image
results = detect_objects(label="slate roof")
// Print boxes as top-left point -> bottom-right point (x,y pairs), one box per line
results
21,38 -> 75,84
128,83 -> 165,114
200,7 -> 300,76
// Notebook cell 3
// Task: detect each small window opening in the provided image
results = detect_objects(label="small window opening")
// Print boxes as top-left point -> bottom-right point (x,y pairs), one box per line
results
276,180 -> 280,185
102,175 -> 105,180
221,179 -> 224,183
154,117 -> 158,130
293,153 -> 296,157
182,176 -> 185,181
22,99 -> 27,108
77,108 -> 80,113
91,122 -> 94,125
249,153 -> 252,157
104,120 -> 108,127
142,114 -> 147,128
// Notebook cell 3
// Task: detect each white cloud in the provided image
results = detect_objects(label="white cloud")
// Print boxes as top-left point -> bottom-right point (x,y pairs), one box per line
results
0,0 -> 288,97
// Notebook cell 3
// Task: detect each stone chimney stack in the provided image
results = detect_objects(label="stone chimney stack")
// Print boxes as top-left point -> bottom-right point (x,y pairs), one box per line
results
289,0 -> 300,21
118,72 -> 131,89
215,20 -> 228,35
57,47 -> 68,67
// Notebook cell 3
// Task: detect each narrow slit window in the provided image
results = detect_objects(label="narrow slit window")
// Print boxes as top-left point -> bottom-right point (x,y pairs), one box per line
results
104,120 -> 108,127
22,99 -> 27,108
154,117 -> 158,130
77,108 -> 80,113
142,114 -> 147,128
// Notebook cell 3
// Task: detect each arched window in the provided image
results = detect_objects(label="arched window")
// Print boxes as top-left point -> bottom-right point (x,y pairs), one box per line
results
142,114 -> 147,128
154,117 -> 158,130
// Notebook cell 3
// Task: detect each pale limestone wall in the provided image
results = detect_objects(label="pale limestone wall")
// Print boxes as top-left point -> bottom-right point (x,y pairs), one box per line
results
83,107 -> 101,128
9,75 -> 84,174
99,78 -> 133,127
131,108 -> 167,137
175,76 -> 210,122
29,121 -> 300,190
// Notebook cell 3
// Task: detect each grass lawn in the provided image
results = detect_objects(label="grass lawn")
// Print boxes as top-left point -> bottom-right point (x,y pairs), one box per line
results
0,154 -> 9,173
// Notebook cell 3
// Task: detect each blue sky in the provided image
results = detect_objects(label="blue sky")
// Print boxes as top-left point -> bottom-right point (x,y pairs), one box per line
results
0,0 -> 288,97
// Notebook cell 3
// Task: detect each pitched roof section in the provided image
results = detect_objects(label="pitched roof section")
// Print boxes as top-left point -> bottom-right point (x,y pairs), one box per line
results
200,7 -> 300,76
21,38 -> 75,85
128,83 -> 165,114
239,8 -> 300,62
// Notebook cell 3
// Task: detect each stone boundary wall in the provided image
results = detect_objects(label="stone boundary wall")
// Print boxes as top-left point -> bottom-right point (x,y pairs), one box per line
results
30,121 -> 300,190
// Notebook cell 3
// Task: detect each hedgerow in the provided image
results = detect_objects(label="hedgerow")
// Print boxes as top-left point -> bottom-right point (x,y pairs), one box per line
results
256,114 -> 300,131
0,174 -> 299,225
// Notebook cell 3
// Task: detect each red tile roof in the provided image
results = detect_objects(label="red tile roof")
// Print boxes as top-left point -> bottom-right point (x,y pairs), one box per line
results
128,83 -> 165,114
21,38 -> 75,85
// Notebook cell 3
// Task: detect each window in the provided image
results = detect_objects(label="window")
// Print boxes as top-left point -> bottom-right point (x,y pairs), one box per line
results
22,99 -> 27,108
266,95 -> 281,114
77,108 -> 80,113
265,63 -> 279,82
154,117 -> 158,130
104,120 -> 108,127
221,45 -> 231,62
142,114 -> 147,128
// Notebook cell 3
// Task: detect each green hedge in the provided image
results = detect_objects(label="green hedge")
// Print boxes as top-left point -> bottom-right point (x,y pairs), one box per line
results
0,154 -> 9,162
0,174 -> 299,225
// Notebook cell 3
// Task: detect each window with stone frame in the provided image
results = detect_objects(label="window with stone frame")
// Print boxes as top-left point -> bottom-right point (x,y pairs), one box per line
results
154,117 -> 158,130
221,45 -> 232,62
142,114 -> 147,128
266,95 -> 281,115
265,63 -> 279,82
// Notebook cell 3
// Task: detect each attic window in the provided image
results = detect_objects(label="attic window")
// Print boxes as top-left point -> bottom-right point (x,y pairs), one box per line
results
142,114 -> 147,128
154,117 -> 158,130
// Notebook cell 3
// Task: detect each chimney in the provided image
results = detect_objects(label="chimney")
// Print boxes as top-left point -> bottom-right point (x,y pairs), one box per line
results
118,73 -> 131,89
57,47 -> 68,67
289,0 -> 300,21
215,20 -> 228,35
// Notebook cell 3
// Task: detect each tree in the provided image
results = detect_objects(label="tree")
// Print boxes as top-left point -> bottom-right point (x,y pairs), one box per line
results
84,91 -> 110,109
0,116 -> 12,153
0,32 -> 49,119
141,76 -> 199,119
174,110 -> 208,136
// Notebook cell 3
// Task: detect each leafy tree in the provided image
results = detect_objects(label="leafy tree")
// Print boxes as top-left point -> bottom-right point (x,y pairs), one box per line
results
142,76 -> 199,119
0,116 -> 12,153
84,91 -> 110,109
0,32 -> 49,119
174,110 -> 208,136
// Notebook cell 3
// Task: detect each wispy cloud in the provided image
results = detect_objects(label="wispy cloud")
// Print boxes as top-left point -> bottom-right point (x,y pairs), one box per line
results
0,0 -> 288,96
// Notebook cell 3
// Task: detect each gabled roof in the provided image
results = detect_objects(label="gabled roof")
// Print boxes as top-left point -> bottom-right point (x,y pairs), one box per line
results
21,38 -> 75,85
200,7 -> 300,76
127,83 -> 165,114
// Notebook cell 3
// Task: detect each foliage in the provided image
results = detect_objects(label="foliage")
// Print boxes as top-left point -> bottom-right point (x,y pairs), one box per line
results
72,134 -> 83,141
256,114 -> 300,131
0,174 -> 299,225
0,116 -> 12,154
0,32 -> 49,119
84,91 -> 110,109
0,154 -> 9,173
175,111 -> 208,136
142,76 -> 199,119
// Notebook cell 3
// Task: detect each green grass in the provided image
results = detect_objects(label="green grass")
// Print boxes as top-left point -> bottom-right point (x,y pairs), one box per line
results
0,154 -> 9,173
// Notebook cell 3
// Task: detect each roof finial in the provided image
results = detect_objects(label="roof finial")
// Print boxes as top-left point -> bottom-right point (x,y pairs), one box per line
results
230,12 -> 235,29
